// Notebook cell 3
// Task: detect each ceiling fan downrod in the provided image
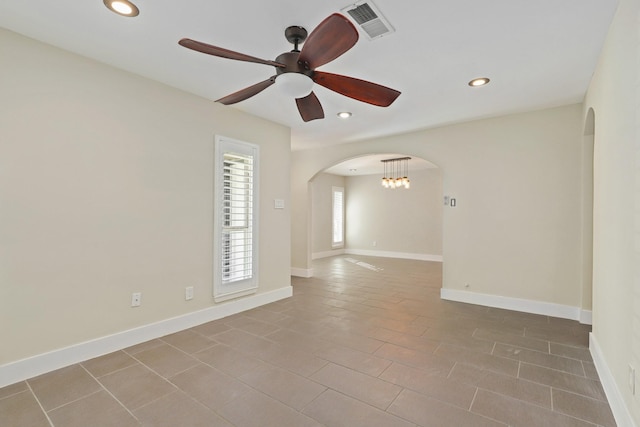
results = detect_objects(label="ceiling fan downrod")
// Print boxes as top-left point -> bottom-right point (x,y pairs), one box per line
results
284,26 -> 308,53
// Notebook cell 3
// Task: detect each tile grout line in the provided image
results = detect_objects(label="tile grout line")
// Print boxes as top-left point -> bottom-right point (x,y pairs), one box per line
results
80,357 -> 138,379
0,386 -> 30,402
79,363 -> 141,423
44,388 -> 104,413
468,387 -> 479,411
25,380 -> 55,427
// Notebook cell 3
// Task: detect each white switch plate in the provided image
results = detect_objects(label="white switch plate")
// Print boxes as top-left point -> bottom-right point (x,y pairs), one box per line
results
185,286 -> 194,301
274,199 -> 285,209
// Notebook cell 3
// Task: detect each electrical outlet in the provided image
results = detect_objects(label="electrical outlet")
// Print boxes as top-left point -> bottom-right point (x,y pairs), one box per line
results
131,292 -> 142,307
630,365 -> 636,394
373,241 -> 377,247
185,286 -> 194,301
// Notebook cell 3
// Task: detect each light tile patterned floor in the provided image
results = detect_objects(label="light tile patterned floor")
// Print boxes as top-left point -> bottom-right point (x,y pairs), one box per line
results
0,256 -> 616,426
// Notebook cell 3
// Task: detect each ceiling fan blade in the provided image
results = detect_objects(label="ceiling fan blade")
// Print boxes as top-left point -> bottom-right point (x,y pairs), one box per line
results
179,38 -> 285,68
296,92 -> 325,122
216,76 -> 277,105
298,14 -> 358,70
313,71 -> 401,107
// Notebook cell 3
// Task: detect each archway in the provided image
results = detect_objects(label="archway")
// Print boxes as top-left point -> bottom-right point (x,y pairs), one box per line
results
308,153 -> 443,267
581,108 -> 595,323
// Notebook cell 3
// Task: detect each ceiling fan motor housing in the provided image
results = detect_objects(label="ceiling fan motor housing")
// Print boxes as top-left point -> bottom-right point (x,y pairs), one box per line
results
275,51 -> 314,77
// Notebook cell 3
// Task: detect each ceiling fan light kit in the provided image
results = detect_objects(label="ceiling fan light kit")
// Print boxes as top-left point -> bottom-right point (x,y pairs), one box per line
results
275,73 -> 314,98
178,13 -> 400,122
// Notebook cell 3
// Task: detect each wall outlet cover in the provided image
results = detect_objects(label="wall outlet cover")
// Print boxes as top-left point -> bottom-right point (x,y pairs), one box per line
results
131,292 -> 142,307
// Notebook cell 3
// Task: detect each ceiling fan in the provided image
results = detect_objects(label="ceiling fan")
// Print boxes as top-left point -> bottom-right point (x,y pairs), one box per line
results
178,13 -> 401,122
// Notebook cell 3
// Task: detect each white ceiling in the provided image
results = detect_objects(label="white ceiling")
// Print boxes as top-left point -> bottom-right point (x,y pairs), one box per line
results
0,0 -> 618,156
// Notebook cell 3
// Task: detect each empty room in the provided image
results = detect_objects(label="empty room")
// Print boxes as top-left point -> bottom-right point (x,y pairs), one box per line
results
1,0 -> 638,426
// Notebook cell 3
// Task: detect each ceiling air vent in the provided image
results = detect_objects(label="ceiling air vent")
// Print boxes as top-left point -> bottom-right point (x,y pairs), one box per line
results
341,1 -> 395,40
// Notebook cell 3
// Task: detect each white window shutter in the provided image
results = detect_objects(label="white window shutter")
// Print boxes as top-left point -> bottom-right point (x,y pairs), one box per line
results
214,136 -> 259,302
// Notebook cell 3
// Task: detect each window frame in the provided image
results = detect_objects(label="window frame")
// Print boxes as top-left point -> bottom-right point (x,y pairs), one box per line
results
213,135 -> 259,302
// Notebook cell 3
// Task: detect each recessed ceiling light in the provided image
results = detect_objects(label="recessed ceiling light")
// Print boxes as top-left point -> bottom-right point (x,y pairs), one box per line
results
468,77 -> 490,87
337,112 -> 352,119
103,0 -> 139,17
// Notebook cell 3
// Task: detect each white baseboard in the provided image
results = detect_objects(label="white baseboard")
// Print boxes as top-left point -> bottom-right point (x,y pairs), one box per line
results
312,249 -> 346,260
0,286 -> 292,388
590,333 -> 637,427
580,309 -> 593,325
345,249 -> 443,262
291,267 -> 313,278
440,288 -> 592,324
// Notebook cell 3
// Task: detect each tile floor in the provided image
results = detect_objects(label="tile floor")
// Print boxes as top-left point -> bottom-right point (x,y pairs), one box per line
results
0,256 -> 616,426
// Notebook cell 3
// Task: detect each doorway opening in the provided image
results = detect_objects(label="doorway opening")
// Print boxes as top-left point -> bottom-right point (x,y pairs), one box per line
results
309,153 -> 443,263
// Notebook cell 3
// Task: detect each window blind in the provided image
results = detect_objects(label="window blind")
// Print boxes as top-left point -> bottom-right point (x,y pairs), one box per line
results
222,153 -> 254,284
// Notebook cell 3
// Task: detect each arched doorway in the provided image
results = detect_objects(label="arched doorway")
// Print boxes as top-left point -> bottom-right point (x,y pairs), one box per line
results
308,153 -> 443,264
581,108 -> 595,323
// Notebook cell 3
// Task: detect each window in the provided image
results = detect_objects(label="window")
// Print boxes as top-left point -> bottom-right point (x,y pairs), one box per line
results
214,136 -> 259,302
332,186 -> 344,247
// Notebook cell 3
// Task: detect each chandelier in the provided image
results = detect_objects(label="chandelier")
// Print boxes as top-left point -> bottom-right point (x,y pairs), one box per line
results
381,157 -> 411,189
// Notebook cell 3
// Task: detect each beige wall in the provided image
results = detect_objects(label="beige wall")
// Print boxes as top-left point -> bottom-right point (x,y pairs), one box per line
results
0,29 -> 291,365
583,0 -> 640,422
292,104 -> 585,308
344,168 -> 443,257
